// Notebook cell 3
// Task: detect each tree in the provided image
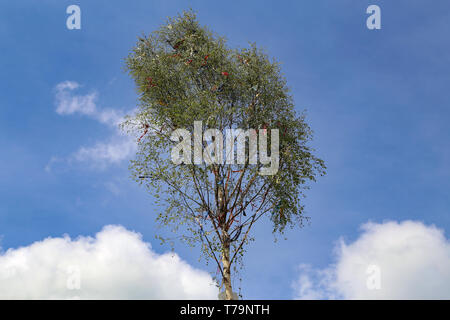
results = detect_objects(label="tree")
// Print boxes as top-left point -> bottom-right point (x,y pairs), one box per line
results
122,10 -> 326,300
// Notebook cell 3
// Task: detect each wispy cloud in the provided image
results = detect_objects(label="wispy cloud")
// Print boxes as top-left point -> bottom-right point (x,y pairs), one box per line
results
54,81 -> 125,126
55,81 -> 97,116
73,135 -> 136,168
49,81 -> 136,170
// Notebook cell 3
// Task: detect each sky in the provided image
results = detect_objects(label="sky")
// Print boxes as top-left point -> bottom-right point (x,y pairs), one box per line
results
0,0 -> 450,299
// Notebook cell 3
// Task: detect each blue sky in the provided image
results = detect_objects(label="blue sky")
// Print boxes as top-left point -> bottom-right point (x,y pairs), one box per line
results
1,0 -> 450,299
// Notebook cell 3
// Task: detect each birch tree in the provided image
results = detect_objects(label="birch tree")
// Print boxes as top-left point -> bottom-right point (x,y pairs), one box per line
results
122,10 -> 325,300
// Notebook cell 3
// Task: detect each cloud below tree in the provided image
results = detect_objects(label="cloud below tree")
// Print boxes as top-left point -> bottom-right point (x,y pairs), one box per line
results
293,220 -> 450,299
0,225 -> 217,299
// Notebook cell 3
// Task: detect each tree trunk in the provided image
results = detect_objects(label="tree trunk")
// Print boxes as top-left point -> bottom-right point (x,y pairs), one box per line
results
221,240 -> 233,300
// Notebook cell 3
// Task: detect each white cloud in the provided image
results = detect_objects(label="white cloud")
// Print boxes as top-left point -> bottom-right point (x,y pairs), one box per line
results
104,181 -> 121,196
73,135 -> 136,167
44,156 -> 62,173
51,81 -> 136,169
55,81 -> 97,116
293,220 -> 450,299
0,225 -> 218,299
54,80 -> 124,126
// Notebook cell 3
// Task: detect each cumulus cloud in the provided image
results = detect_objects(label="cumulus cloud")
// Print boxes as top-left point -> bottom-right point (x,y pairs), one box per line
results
50,81 -> 136,169
293,220 -> 450,299
0,225 -> 218,299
